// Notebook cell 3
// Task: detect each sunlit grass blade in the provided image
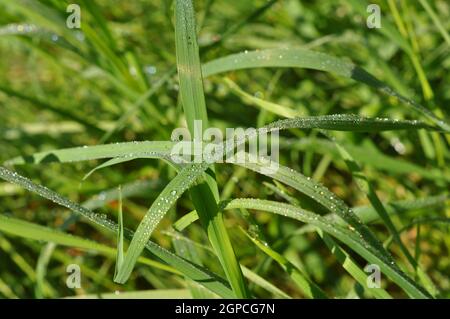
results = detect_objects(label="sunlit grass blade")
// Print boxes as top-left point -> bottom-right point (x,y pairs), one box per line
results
6,115 -> 437,166
223,198 -> 431,298
5,141 -> 174,165
0,214 -> 177,274
175,0 -> 249,298
202,48 -> 450,132
239,227 -> 327,299
67,289 -> 192,299
0,166 -> 234,298
329,136 -> 438,296
113,163 -> 209,284
114,186 -> 124,280
318,231 -> 392,299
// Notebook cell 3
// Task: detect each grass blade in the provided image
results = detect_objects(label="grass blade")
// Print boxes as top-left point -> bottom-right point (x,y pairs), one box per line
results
239,227 -> 328,299
113,163 -> 208,284
203,48 -> 450,132
175,0 -> 249,298
224,198 -> 431,299
0,166 -> 234,298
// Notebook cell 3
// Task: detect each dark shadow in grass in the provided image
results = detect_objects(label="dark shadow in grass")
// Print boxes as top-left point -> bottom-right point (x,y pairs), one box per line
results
23,153 -> 61,164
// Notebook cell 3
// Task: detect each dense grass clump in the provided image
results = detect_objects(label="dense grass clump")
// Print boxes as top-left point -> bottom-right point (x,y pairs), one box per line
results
0,0 -> 449,299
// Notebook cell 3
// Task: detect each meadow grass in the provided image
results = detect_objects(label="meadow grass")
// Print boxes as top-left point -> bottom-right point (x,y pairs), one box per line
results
0,0 -> 449,299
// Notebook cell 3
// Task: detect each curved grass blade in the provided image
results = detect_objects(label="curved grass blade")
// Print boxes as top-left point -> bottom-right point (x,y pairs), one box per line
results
224,198 -> 431,299
264,114 -> 436,132
318,230 -> 392,299
0,166 -> 234,298
262,181 -> 392,299
0,214 -> 177,274
329,134 -> 438,295
232,155 -> 431,298
113,163 -> 209,284
202,48 -> 450,132
6,115 -> 436,166
67,289 -> 192,299
5,141 -> 174,165
166,229 -> 292,299
239,227 -> 328,299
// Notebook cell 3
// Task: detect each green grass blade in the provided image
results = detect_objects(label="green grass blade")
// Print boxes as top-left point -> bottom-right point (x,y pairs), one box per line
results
262,180 -> 392,299
418,0 -> 450,46
6,114 -> 436,167
241,266 -> 292,299
330,136 -> 438,296
318,231 -> 392,299
172,233 -> 218,299
167,228 -> 293,299
239,227 -> 327,299
223,77 -> 302,118
175,0 -> 249,298
224,198 -> 431,299
0,214 -> 176,274
232,156 -> 431,298
0,166 -> 234,298
5,141 -> 174,165
202,48 -> 450,132
114,186 -> 124,279
113,163 -> 208,284
67,289 -> 192,299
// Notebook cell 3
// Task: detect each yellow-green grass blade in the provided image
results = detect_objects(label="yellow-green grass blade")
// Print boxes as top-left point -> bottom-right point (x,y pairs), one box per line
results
175,0 -> 249,298
318,231 -> 392,299
166,229 -> 292,299
67,289 -> 192,299
239,227 -> 327,299
222,77 -> 302,118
